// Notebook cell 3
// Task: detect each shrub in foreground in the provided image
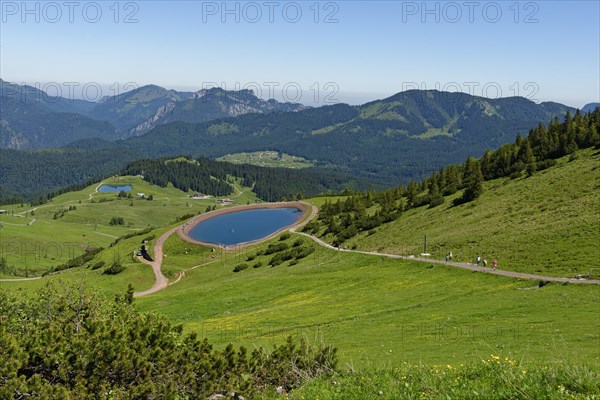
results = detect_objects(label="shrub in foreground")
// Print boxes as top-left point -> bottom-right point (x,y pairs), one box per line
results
0,282 -> 337,399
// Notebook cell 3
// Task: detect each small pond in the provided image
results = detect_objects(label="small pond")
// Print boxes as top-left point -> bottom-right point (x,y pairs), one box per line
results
188,207 -> 302,246
98,185 -> 132,193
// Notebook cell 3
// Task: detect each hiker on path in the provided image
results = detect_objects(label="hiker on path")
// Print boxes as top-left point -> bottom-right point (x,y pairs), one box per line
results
483,259 -> 488,268
493,258 -> 498,270
476,256 -> 481,267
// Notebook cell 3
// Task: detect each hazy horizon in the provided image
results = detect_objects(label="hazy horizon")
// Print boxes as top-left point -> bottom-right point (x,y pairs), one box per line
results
1,78 -> 597,110
1,1 -> 598,108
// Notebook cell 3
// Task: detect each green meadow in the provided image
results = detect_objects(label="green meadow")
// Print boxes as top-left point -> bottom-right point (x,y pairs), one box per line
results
217,151 -> 314,169
5,230 -> 597,370
311,149 -> 600,279
134,233 -> 600,369
0,175 -> 259,277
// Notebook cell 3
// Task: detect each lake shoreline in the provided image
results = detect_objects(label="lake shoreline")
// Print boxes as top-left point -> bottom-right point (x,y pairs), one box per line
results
177,201 -> 311,251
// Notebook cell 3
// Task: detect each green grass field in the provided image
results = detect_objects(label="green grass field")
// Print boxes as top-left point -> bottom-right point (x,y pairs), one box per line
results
282,360 -> 600,399
310,149 -> 600,279
131,233 -> 600,370
0,175 -> 259,276
217,151 -> 314,168
6,230 -> 597,370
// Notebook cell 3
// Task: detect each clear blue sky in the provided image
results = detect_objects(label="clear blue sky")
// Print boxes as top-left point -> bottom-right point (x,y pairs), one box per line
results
1,1 -> 598,107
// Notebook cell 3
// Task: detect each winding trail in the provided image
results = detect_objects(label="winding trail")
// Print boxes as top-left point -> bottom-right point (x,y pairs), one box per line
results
0,276 -> 42,282
134,201 -> 598,296
132,225 -> 179,297
7,182 -> 102,223
295,204 -> 600,285
89,182 -> 103,200
8,201 -> 595,289
292,203 -> 600,285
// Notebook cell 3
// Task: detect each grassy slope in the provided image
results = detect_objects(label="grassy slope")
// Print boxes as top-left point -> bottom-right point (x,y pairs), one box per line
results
315,149 -> 600,279
217,151 -> 314,169
284,361 -> 600,399
3,229 -> 598,395
0,175 -> 259,276
134,233 -> 600,369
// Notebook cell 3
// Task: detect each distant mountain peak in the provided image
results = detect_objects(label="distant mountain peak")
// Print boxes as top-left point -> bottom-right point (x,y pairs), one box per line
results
581,102 -> 600,113
194,87 -> 256,98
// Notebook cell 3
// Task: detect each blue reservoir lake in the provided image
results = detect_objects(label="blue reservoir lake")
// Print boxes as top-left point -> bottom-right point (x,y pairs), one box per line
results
98,185 -> 132,192
188,207 -> 302,246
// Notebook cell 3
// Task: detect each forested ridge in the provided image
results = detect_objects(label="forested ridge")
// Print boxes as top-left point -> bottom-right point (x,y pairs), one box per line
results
0,141 -> 141,204
304,109 -> 600,246
0,143 -> 357,205
121,157 -> 358,202
0,81 -> 306,149
124,91 -> 575,185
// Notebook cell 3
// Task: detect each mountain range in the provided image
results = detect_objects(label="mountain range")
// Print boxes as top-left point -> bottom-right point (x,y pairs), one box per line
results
0,80 -> 307,149
2,79 -> 598,201
122,90 -> 579,183
0,81 -> 116,149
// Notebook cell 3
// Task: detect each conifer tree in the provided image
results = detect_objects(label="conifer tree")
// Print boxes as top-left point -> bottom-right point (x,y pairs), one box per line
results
518,139 -> 537,176
428,179 -> 444,208
456,157 -> 483,204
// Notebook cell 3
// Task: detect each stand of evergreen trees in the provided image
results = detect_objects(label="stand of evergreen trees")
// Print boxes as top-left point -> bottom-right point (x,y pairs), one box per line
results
122,157 -> 234,197
305,109 -> 600,246
121,156 -> 354,202
0,145 -> 142,205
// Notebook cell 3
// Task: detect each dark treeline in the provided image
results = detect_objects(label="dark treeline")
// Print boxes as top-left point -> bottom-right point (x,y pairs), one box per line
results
305,109 -> 600,246
222,162 -> 356,202
0,174 -> 115,207
0,143 -> 141,204
0,146 -> 356,205
122,157 -> 234,197
121,156 -> 356,202
0,186 -> 23,206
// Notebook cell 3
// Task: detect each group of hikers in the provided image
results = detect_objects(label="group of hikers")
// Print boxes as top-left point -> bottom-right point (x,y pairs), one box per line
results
445,252 -> 498,270
476,255 -> 498,270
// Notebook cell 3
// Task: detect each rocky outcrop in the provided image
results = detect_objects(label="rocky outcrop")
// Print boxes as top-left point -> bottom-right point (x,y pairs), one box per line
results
128,101 -> 177,137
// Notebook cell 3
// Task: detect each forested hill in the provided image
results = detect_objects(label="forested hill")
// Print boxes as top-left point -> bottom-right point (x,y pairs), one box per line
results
0,81 -> 118,149
0,149 -> 357,204
304,109 -> 600,249
0,143 -> 142,203
89,85 -> 308,137
124,90 -> 576,185
121,157 -> 356,202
